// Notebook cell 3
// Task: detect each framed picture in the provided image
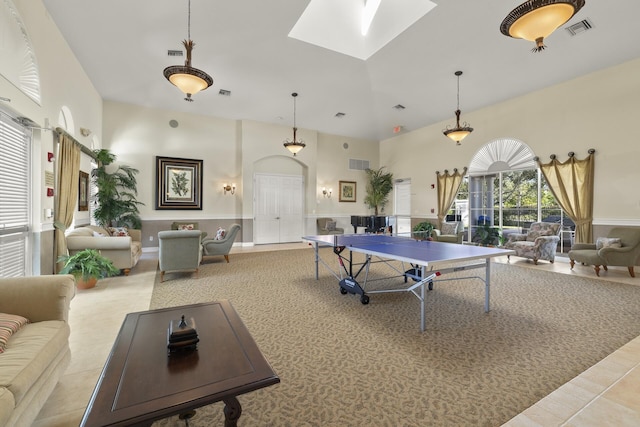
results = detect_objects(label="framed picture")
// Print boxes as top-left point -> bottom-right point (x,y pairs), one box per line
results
78,171 -> 89,211
339,180 -> 357,202
155,156 -> 203,210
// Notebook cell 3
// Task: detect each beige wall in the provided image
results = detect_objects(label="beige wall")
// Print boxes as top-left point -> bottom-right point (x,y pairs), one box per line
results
381,58 -> 640,229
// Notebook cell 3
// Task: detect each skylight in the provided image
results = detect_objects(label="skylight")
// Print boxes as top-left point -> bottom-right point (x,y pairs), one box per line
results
288,0 -> 437,61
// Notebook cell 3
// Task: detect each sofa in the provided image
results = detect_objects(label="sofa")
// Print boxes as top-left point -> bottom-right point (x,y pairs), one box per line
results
432,221 -> 464,244
65,225 -> 142,275
504,222 -> 561,264
0,274 -> 75,427
317,218 -> 344,235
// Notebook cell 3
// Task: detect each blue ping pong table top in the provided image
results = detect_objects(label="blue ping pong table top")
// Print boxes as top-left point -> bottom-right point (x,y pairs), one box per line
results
303,234 -> 514,266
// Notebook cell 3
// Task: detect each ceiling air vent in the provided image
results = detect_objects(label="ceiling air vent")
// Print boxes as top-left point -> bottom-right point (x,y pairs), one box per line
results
393,104 -> 405,110
565,18 -> 593,37
167,50 -> 183,57
335,112 -> 345,118
218,89 -> 231,96
349,158 -> 370,171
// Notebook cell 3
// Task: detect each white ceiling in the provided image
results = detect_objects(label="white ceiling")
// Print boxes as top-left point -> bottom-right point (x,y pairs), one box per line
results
41,0 -> 640,141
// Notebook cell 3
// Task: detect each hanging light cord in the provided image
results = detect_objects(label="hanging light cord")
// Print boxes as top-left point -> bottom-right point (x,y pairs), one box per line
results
187,0 -> 191,40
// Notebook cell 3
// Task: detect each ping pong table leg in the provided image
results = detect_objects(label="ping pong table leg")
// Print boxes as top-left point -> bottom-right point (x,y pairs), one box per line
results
420,266 -> 426,332
314,242 -> 319,280
484,258 -> 491,312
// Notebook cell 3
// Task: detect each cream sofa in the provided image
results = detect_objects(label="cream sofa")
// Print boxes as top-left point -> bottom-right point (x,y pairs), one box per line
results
0,275 -> 75,427
65,225 -> 142,275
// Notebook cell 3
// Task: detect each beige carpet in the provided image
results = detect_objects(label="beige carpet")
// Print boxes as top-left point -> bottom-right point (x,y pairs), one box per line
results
150,248 -> 640,426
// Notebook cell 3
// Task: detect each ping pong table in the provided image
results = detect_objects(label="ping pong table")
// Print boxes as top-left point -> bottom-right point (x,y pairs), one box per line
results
304,234 -> 514,332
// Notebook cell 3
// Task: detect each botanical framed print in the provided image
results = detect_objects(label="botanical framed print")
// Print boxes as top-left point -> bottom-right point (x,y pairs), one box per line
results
339,180 -> 356,202
78,171 -> 89,211
155,156 -> 203,210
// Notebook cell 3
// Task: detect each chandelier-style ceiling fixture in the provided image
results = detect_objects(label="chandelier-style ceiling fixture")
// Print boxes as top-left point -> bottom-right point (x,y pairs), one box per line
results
163,0 -> 213,101
283,93 -> 306,156
443,71 -> 473,146
500,0 -> 586,52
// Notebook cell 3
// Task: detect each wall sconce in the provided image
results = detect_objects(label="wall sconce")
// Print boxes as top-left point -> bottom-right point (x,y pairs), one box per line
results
322,187 -> 332,198
47,152 -> 55,162
223,183 -> 236,195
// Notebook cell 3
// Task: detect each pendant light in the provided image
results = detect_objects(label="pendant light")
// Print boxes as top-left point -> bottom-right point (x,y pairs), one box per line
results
283,93 -> 306,156
500,0 -> 586,52
443,71 -> 473,146
163,0 -> 213,101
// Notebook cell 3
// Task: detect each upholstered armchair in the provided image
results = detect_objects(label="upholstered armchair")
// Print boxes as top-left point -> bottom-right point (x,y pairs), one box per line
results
317,218 -> 344,235
202,224 -> 241,263
568,227 -> 640,277
158,230 -> 203,282
432,221 -> 464,244
504,222 -> 561,264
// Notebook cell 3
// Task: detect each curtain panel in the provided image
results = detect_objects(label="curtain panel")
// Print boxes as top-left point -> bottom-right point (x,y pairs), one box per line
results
537,150 -> 595,244
54,129 -> 81,271
436,167 -> 467,228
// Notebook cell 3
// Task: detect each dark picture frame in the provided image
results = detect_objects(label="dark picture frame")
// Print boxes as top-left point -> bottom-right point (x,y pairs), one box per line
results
339,180 -> 357,202
155,156 -> 203,210
78,171 -> 89,211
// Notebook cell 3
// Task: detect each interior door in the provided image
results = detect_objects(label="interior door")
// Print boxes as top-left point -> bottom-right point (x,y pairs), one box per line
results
254,174 -> 304,244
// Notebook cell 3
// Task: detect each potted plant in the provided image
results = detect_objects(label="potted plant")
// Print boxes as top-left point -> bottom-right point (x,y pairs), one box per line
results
412,221 -> 434,240
58,249 -> 120,289
364,167 -> 393,215
473,223 -> 500,246
92,149 -> 144,228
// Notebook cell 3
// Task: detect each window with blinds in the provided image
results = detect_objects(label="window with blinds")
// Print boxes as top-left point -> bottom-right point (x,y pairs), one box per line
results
0,111 -> 31,277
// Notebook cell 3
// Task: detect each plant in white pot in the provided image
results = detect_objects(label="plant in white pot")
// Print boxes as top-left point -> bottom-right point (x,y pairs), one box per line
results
58,249 -> 120,289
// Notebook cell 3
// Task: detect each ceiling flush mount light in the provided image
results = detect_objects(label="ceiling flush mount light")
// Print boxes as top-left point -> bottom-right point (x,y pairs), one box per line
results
443,71 -> 473,146
163,0 -> 213,101
283,93 -> 306,156
500,0 -> 586,52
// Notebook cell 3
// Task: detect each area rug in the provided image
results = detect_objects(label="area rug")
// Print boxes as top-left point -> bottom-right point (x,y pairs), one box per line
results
150,248 -> 640,426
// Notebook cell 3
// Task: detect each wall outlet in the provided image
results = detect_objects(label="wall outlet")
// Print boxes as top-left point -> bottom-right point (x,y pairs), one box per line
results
149,236 -> 153,241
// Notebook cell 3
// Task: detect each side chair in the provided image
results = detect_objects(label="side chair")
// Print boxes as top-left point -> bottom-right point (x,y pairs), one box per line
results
202,224 -> 241,263
569,227 -> 640,277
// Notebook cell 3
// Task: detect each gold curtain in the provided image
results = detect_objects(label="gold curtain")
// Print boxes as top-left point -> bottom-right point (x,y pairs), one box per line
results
436,167 -> 467,227
54,129 -> 81,271
537,150 -> 595,244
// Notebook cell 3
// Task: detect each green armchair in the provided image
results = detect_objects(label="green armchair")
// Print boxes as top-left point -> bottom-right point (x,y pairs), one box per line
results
432,221 -> 464,244
158,230 -> 203,282
202,224 -> 241,263
569,227 -> 640,277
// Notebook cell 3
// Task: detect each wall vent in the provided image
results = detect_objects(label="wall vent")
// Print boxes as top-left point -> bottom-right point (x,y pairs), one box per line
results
167,50 -> 184,57
349,158 -> 370,171
565,18 -> 593,36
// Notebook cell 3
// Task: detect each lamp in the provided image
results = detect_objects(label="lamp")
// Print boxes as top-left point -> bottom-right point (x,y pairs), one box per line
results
283,92 -> 306,156
322,187 -> 332,198
500,0 -> 585,52
163,0 -> 213,101
443,71 -> 473,146
223,183 -> 236,195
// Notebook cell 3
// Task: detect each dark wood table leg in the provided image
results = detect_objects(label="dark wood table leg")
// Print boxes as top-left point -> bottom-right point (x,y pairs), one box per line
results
223,396 -> 242,427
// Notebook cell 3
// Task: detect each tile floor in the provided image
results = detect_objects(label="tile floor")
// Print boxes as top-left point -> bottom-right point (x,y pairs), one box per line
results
32,244 -> 640,426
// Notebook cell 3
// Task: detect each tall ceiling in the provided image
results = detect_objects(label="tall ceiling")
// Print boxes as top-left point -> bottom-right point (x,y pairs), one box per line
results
41,0 -> 640,141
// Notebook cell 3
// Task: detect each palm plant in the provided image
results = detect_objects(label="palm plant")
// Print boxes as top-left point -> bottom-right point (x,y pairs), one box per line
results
92,149 -> 143,228
364,167 -> 393,215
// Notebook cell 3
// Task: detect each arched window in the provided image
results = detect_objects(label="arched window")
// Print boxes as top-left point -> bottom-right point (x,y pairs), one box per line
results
458,138 -> 573,251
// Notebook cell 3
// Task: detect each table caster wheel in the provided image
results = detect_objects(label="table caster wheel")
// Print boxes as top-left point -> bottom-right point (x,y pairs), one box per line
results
360,295 -> 369,305
340,287 -> 348,295
428,281 -> 433,291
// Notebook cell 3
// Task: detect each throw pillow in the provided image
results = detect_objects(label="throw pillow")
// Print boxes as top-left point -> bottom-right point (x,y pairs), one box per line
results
178,224 -> 195,231
326,220 -> 337,231
93,231 -> 107,237
215,227 -> 226,240
107,227 -> 129,237
596,237 -> 622,250
440,222 -> 458,235
0,313 -> 29,353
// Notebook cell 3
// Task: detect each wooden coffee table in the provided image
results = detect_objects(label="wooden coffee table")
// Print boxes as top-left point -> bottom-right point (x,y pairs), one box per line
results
80,301 -> 280,426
